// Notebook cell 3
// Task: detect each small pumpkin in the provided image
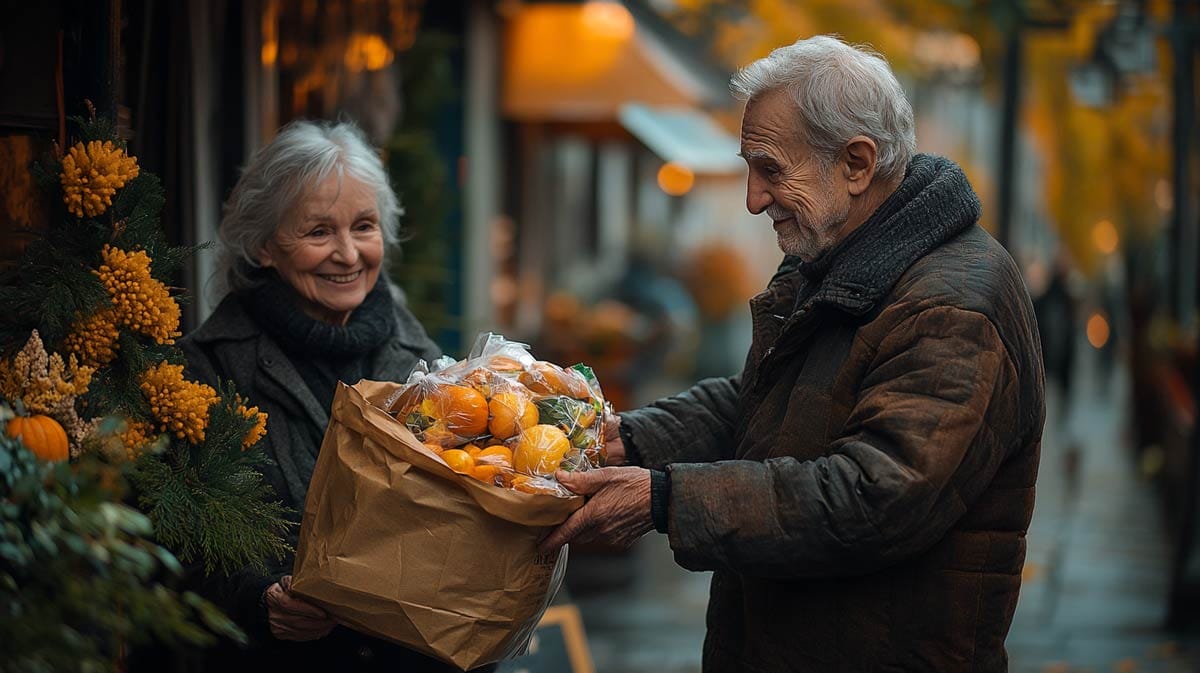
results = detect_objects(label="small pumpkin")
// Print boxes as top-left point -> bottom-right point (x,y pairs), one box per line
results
6,414 -> 70,462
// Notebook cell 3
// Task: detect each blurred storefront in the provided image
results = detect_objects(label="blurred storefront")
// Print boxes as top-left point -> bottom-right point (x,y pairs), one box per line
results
495,1 -> 772,409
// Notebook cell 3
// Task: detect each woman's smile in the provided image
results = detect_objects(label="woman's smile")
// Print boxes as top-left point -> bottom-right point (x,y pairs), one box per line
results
319,270 -> 363,284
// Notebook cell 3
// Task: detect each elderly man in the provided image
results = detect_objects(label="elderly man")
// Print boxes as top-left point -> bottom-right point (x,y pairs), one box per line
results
541,35 -> 1044,672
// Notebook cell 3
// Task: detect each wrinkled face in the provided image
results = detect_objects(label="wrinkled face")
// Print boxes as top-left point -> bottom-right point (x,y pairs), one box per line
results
740,89 -> 852,261
259,172 -> 384,325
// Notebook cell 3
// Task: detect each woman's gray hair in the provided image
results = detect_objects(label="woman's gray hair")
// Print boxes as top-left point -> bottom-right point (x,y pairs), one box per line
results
730,35 -> 916,180
215,119 -> 402,294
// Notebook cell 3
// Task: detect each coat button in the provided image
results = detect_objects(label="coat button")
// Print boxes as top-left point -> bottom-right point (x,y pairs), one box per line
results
357,645 -> 374,661
261,357 -> 274,367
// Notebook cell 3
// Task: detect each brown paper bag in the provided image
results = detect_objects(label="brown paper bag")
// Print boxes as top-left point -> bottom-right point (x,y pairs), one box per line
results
291,379 -> 584,670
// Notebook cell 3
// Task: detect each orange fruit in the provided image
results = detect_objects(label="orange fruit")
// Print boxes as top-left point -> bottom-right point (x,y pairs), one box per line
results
511,474 -> 562,495
489,356 -> 526,372
488,391 -> 539,440
519,361 -> 591,399
426,384 -> 489,437
441,449 -> 475,474
476,445 -> 513,467
513,424 -> 571,476
464,443 -> 483,456
461,367 -> 492,388
471,464 -> 502,483
422,442 -> 445,456
422,422 -> 460,448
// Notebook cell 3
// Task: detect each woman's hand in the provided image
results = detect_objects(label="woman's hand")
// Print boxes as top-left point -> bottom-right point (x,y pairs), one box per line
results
264,575 -> 336,641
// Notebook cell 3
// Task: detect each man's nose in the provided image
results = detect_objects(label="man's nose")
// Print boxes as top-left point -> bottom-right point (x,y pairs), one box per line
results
746,175 -> 772,215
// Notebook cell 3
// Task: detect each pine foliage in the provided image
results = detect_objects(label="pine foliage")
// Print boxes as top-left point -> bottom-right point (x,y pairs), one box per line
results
131,382 -> 292,576
0,111 -> 289,580
0,409 -> 246,673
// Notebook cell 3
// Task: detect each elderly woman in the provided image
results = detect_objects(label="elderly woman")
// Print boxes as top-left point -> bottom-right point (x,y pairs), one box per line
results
181,120 -> 481,672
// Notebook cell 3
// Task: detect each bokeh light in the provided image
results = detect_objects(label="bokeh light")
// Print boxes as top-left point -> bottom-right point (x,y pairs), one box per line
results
1087,312 -> 1111,349
1092,219 -> 1119,255
657,162 -> 694,196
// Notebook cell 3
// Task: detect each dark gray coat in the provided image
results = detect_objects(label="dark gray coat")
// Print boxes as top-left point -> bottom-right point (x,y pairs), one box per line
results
179,288 -> 457,672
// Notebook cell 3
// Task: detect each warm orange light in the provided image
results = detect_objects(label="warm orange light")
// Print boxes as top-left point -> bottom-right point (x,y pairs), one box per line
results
261,40 -> 278,66
345,33 -> 394,72
657,162 -> 694,196
1087,312 -> 1110,349
582,1 -> 635,40
1091,219 -> 1119,255
505,4 -> 634,87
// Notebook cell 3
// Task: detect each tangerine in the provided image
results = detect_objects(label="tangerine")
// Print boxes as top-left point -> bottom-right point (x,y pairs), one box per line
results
488,356 -> 526,372
422,422 -> 460,448
441,449 -> 475,474
471,464 -> 503,483
511,474 -> 563,495
489,391 -> 539,440
476,445 -> 514,467
427,384 -> 489,436
513,424 -> 571,476
519,361 -> 591,399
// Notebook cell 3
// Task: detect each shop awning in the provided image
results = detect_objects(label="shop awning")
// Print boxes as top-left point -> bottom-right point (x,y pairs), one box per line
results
502,3 -> 729,122
618,103 -> 743,174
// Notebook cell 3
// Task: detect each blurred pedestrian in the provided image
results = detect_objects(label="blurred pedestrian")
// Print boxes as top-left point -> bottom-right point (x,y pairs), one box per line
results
541,35 -> 1045,673
1033,255 -> 1077,403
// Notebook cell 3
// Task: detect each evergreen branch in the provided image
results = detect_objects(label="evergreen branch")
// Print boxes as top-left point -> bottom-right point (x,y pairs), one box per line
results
130,442 -> 293,576
0,424 -> 245,672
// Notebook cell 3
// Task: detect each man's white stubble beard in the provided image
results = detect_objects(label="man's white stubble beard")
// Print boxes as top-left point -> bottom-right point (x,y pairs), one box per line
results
766,201 -> 849,262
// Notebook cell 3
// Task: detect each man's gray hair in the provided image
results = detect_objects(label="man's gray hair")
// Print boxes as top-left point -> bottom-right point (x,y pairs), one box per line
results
215,119 -> 402,294
730,35 -> 916,180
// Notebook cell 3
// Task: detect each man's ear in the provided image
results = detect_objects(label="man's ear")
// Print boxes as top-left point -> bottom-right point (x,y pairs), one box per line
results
843,136 -> 878,196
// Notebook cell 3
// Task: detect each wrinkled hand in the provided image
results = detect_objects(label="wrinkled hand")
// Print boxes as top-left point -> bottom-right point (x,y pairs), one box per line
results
265,575 -> 336,641
602,414 -> 626,466
538,467 -> 654,554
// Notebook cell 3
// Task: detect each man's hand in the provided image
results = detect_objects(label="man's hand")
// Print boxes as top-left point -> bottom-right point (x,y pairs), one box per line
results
603,413 -> 626,466
538,466 -> 654,554
265,575 -> 336,641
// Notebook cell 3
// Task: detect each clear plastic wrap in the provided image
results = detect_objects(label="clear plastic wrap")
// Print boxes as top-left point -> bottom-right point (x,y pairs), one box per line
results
382,333 -> 610,497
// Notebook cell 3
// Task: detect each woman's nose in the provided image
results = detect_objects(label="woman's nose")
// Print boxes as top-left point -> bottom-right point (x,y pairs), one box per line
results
331,232 -> 359,264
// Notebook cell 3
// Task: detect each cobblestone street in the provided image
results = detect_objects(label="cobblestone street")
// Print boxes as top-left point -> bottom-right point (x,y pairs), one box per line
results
571,347 -> 1200,673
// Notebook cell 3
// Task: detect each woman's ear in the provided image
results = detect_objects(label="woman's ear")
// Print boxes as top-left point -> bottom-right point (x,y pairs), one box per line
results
256,242 -> 276,268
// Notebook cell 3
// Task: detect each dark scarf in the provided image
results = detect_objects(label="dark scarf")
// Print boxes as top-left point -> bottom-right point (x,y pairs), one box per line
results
238,269 -> 396,411
791,154 -> 982,312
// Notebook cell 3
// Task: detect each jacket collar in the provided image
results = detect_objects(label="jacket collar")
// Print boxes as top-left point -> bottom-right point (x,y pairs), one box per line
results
191,284 -> 430,432
758,154 -> 982,319
191,282 -> 431,351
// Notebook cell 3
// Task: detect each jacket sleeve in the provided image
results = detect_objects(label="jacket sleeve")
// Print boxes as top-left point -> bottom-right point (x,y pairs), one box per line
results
619,374 -> 741,470
178,336 -> 282,641
666,306 -> 1018,579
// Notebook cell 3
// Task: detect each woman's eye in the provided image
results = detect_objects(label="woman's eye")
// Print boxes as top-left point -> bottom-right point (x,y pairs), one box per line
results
307,228 -> 329,238
355,221 -> 377,231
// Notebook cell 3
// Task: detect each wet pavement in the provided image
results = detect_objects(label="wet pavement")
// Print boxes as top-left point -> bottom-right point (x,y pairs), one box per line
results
568,347 -> 1200,672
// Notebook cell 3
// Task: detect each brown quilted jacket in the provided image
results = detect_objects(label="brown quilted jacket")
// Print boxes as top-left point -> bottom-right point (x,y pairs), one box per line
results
622,155 -> 1045,673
